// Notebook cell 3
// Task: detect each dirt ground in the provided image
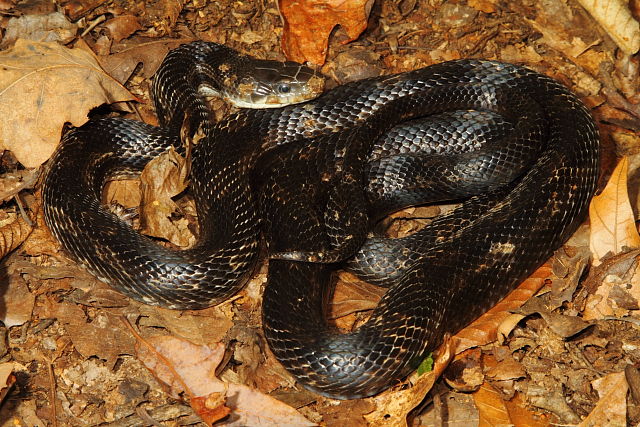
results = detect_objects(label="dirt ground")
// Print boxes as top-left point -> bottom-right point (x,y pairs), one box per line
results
0,0 -> 639,425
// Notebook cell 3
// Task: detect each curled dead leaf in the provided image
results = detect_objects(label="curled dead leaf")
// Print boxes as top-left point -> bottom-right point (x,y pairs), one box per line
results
0,362 -> 16,405
0,212 -> 33,260
103,15 -> 142,44
451,264 -> 552,353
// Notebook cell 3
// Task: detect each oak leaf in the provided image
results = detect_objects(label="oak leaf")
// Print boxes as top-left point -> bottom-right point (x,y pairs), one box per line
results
0,39 -> 134,168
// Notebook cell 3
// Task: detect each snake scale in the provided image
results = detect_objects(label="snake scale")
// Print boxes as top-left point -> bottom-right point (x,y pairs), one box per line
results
43,41 -> 599,399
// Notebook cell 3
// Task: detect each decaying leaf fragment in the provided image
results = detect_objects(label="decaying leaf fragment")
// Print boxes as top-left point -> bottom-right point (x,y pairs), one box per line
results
135,335 -> 315,426
589,156 -> 640,265
279,0 -> 374,64
579,371 -> 628,426
0,39 -> 134,168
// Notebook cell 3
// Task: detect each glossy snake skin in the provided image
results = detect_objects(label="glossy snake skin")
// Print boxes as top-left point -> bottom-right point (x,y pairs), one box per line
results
43,42 -> 599,399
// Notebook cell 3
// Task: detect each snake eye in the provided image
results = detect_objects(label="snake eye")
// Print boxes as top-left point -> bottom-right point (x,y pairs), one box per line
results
277,83 -> 291,94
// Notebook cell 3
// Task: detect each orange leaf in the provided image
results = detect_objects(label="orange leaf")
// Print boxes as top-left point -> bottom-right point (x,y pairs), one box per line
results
473,382 -> 512,426
589,156 -> 640,264
451,264 -> 552,354
279,0 -> 374,64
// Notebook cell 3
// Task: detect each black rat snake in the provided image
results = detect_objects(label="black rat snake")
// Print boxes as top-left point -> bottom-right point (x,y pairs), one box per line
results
43,41 -> 599,399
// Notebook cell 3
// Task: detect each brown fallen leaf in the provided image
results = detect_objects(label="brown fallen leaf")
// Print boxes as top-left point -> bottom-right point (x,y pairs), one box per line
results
0,39 -> 135,168
0,212 -> 33,261
0,264 -> 35,328
514,295 -> 592,338
467,0 -> 497,13
583,251 -> 640,319
152,0 -> 187,36
331,271 -> 385,330
279,0 -> 374,65
579,371 -> 628,427
137,305 -> 234,347
134,334 -> 315,426
139,147 -> 195,248
98,38 -> 192,84
590,156 -> 640,265
44,298 -> 136,366
103,15 -> 142,44
473,381 -> 549,427
444,348 -> 484,392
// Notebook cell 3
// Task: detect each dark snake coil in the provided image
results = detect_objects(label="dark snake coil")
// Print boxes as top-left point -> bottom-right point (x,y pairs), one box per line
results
43,42 -> 600,399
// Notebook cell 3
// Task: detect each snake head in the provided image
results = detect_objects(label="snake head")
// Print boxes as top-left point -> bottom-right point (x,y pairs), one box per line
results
227,60 -> 325,108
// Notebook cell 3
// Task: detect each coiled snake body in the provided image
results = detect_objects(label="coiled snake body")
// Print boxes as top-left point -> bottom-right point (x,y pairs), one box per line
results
43,42 -> 599,399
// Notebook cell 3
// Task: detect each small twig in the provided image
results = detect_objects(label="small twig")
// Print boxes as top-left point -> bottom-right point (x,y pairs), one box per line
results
47,359 -> 58,427
79,14 -> 107,39
14,194 -> 33,228
602,315 -> 640,327
135,407 -> 164,427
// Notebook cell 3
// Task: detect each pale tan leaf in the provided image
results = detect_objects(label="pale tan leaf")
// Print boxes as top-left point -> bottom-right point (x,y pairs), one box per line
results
0,170 -> 38,203
1,11 -> 77,47
0,362 -> 16,405
589,157 -> 640,264
136,335 -> 315,426
0,39 -> 134,168
577,0 -> 640,54
579,371 -> 628,427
